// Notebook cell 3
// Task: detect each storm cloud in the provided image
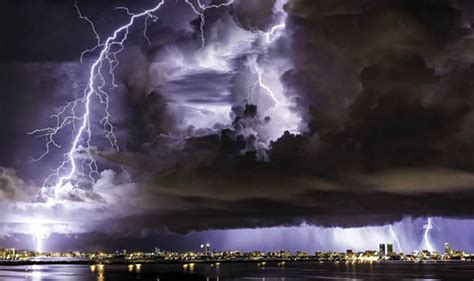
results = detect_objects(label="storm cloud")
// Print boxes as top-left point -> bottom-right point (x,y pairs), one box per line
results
2,0 -> 474,251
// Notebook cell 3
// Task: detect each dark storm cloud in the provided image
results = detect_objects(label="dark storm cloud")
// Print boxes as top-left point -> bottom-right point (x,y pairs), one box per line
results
280,0 -> 474,173
284,0 -> 469,126
232,0 -> 276,31
0,0 -> 205,62
121,189 -> 474,232
4,0 -> 474,246
104,0 -> 474,232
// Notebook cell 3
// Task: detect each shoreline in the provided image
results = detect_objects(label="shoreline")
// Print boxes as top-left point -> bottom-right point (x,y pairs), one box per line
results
1,259 -> 473,266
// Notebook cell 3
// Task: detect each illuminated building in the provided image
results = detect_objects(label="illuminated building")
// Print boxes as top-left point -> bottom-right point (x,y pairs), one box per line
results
200,243 -> 211,256
1,248 -> 16,260
154,247 -> 161,257
379,244 -> 386,256
296,251 -> 309,259
1,241 -> 473,263
444,242 -> 453,256
387,244 -> 394,255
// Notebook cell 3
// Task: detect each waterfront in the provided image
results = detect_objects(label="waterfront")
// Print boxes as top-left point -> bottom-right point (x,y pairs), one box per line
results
2,261 -> 474,280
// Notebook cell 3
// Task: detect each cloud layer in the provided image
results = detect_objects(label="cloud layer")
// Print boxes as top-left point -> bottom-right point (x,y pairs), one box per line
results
2,0 -> 474,249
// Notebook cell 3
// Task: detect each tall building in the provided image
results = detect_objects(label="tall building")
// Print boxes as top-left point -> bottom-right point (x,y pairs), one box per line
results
154,247 -> 160,256
346,249 -> 353,258
200,243 -> 211,256
387,244 -> 394,255
379,244 -> 386,256
2,248 -> 15,259
444,242 -> 453,256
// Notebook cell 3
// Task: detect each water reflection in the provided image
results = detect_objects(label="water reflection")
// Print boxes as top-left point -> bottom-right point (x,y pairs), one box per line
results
0,262 -> 472,280
31,264 -> 42,281
96,264 -> 104,281
182,263 -> 195,272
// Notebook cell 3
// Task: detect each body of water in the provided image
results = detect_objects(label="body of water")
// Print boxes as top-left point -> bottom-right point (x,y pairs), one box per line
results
1,262 -> 474,280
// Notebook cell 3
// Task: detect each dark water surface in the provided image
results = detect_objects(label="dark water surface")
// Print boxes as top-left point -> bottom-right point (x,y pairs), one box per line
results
1,262 -> 474,280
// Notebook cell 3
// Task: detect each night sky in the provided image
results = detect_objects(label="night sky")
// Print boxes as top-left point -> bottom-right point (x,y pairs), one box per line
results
2,0 -> 474,253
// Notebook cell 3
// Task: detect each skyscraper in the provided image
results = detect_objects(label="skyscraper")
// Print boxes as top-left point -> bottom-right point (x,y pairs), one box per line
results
444,242 -> 452,256
387,243 -> 394,254
379,244 -> 386,256
201,243 -> 211,256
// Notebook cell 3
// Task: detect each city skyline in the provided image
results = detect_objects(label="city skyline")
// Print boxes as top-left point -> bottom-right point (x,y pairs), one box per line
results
2,239 -> 473,264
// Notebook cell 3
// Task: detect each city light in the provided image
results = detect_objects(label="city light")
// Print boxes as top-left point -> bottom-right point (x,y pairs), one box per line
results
1,241 -> 472,264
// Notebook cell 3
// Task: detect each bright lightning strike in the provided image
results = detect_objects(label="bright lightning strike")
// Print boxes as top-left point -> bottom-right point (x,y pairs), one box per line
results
389,224 -> 403,253
256,68 -> 280,105
29,0 -> 235,198
30,222 -> 48,253
185,0 -> 234,50
246,19 -> 287,105
30,0 -> 166,193
246,58 -> 280,105
422,217 -> 434,252
266,23 -> 286,43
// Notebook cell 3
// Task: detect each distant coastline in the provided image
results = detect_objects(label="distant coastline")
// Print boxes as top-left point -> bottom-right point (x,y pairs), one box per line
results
2,259 -> 474,266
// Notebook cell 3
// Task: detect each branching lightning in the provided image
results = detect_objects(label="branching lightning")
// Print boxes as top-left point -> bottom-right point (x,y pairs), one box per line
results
389,224 -> 403,253
246,59 -> 280,105
30,0 -> 166,192
422,217 -> 434,252
30,0 -> 234,196
246,19 -> 287,105
184,0 -> 234,50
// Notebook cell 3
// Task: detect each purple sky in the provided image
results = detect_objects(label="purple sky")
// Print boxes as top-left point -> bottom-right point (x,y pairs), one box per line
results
2,217 -> 474,253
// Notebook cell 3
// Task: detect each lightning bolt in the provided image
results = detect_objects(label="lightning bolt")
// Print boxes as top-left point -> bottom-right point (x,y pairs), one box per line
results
389,224 -> 403,253
245,18 -> 287,105
246,58 -> 280,105
266,23 -> 285,43
184,0 -> 234,50
256,68 -> 280,105
422,217 -> 434,252
30,0 -> 234,197
143,13 -> 160,45
30,222 -> 48,253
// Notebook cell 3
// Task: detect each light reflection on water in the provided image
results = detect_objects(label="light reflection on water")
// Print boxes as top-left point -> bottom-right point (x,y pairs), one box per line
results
0,262 -> 472,280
